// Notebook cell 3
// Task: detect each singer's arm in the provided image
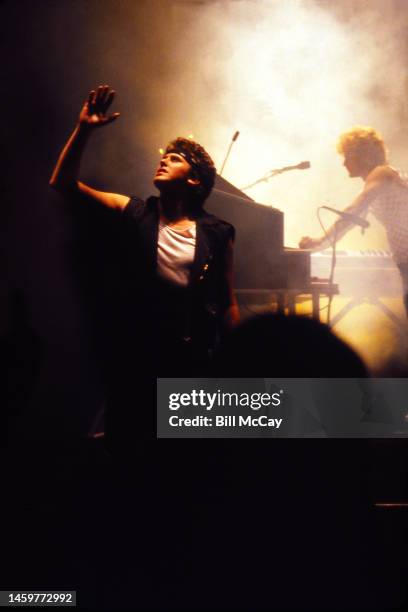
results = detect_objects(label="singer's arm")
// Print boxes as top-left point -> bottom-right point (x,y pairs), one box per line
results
299,166 -> 394,250
50,86 -> 130,211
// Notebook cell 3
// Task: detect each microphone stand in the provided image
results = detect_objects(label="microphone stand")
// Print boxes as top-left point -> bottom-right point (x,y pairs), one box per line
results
327,223 -> 339,326
219,131 -> 240,177
317,206 -> 342,326
241,168 -> 284,191
318,208 -> 404,331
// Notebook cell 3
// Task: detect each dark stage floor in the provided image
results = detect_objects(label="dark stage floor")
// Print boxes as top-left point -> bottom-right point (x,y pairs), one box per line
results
4,437 -> 407,610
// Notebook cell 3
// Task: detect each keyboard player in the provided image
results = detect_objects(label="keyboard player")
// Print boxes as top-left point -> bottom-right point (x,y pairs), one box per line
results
299,126 -> 408,318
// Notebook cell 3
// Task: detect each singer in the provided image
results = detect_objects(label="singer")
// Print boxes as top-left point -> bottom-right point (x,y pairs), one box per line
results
299,126 -> 408,317
50,85 -> 239,445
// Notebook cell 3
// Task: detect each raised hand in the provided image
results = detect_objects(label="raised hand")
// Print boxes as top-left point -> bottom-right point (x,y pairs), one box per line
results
78,85 -> 120,128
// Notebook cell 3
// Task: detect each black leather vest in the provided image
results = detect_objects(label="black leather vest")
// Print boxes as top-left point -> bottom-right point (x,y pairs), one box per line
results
120,196 -> 235,354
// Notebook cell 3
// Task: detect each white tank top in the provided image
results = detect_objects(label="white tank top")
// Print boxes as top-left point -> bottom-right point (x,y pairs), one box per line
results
157,221 -> 196,286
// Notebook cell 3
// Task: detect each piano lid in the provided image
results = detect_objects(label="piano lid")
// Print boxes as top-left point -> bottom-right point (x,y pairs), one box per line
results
206,175 -> 285,289
213,175 -> 282,214
213,175 -> 254,203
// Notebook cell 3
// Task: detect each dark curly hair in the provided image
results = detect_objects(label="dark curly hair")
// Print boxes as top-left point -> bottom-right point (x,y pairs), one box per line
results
165,137 -> 216,206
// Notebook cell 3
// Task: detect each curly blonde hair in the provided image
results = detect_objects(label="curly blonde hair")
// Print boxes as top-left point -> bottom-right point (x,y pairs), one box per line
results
337,126 -> 387,166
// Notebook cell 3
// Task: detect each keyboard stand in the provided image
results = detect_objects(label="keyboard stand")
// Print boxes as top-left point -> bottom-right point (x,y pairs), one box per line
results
329,295 -> 407,332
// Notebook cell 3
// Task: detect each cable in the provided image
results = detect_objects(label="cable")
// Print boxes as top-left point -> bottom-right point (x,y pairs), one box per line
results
317,206 -> 338,325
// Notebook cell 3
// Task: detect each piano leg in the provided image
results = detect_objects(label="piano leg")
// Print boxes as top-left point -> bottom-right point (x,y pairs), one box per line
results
288,292 -> 296,316
276,291 -> 285,315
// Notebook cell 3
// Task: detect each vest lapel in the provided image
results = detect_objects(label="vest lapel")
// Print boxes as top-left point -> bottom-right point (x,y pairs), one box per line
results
190,214 -> 219,287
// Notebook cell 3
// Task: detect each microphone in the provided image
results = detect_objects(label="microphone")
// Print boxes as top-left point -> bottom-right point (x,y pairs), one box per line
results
321,205 -> 370,229
270,161 -> 311,174
295,160 -> 310,169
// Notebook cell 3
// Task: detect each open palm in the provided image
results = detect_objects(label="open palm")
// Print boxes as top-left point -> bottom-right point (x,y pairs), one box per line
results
79,85 -> 120,128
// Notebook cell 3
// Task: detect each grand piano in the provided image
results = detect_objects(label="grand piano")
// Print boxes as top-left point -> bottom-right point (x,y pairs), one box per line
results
206,178 -> 403,326
205,175 -> 310,290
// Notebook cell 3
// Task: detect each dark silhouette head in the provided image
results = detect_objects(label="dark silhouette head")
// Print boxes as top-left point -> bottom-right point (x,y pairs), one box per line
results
215,313 -> 368,377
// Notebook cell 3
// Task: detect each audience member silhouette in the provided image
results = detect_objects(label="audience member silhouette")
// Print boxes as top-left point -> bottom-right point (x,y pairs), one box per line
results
213,312 -> 368,377
1,289 -> 43,443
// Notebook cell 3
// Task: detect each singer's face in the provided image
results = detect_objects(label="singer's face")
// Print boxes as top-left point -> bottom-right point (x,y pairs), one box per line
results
343,151 -> 364,178
153,152 -> 195,189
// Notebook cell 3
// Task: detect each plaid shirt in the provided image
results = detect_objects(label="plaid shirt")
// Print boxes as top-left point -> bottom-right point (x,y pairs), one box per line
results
369,169 -> 408,264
